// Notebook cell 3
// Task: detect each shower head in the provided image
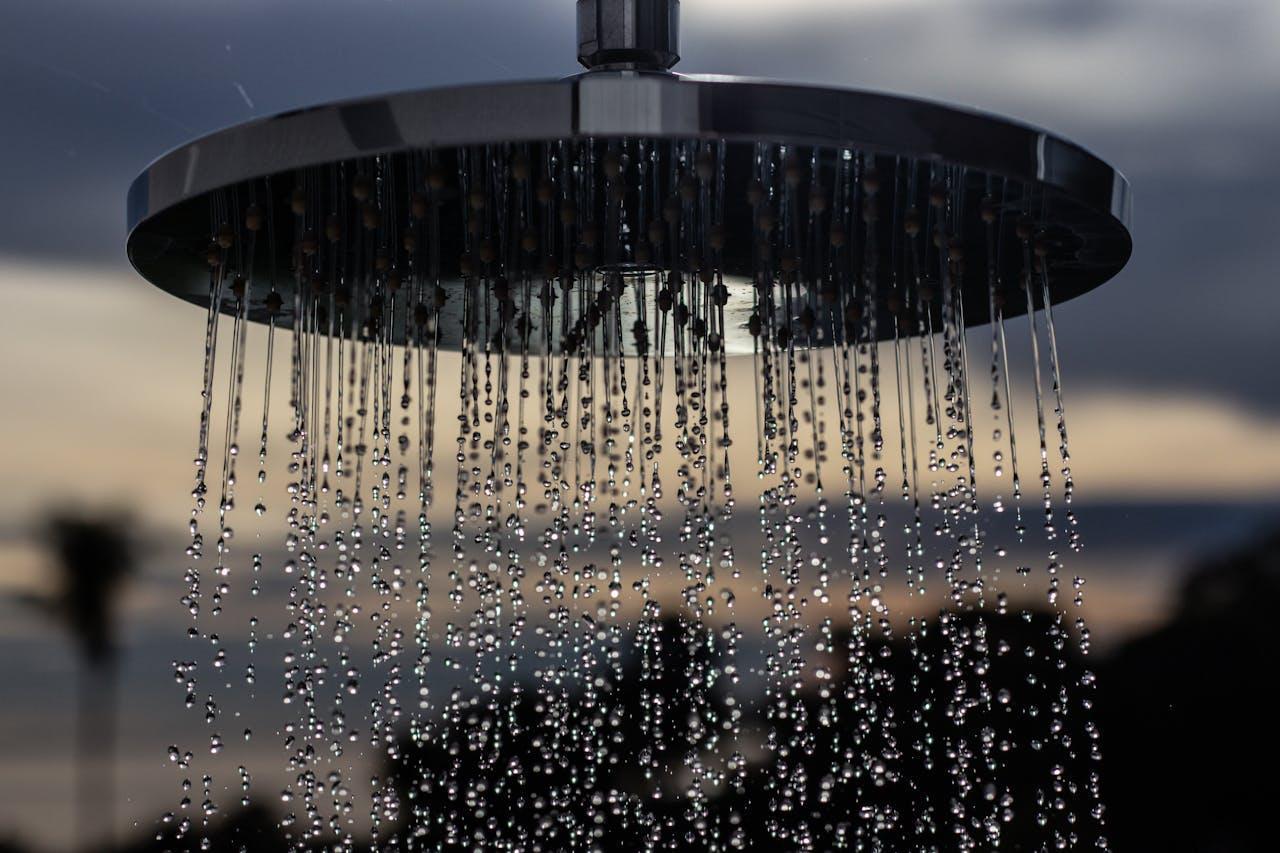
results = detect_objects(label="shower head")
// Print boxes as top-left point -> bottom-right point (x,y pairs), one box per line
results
126,0 -> 1131,355
138,7 -> 1133,843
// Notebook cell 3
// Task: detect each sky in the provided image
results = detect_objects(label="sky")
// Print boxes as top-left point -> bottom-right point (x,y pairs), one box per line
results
1,0 -> 1279,849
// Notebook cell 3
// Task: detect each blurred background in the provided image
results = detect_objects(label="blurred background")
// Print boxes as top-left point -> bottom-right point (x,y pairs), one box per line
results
1,1 -> 1277,850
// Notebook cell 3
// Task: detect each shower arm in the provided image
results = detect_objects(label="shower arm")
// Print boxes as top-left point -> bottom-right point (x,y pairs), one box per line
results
577,0 -> 681,72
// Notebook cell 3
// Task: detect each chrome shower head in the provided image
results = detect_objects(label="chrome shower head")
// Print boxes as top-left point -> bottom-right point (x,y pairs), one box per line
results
126,0 -> 1129,357
131,6 -> 1135,846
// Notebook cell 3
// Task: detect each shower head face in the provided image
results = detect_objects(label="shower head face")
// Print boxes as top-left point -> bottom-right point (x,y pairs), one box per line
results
127,73 -> 1131,355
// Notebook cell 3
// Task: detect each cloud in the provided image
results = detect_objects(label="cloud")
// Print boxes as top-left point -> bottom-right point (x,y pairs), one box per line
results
683,0 -> 1280,126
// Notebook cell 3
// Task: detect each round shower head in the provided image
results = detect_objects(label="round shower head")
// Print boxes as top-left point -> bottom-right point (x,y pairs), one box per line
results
135,7 -> 1134,843
126,0 -> 1130,355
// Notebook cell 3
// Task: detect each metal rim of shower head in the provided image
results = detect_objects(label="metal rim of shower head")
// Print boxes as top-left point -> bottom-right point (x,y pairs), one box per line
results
126,0 -> 1132,354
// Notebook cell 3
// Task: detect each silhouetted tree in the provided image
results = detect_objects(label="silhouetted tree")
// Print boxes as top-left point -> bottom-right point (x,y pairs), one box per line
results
387,616 -> 731,849
114,804 -> 290,853
383,609 -> 1097,849
28,513 -> 136,852
1099,529 -> 1280,851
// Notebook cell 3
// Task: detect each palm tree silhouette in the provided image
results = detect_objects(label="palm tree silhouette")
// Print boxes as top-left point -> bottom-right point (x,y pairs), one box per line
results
31,513 -> 136,852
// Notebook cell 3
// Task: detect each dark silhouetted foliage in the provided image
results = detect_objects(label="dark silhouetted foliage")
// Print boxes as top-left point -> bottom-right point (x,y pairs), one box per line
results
10,528 -> 1280,852
1098,530 -> 1280,852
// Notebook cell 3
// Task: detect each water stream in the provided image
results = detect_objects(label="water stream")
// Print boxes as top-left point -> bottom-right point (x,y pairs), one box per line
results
167,139 -> 1103,851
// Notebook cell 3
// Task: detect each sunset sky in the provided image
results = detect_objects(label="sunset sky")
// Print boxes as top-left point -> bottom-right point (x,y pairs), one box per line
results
2,1 -> 1278,849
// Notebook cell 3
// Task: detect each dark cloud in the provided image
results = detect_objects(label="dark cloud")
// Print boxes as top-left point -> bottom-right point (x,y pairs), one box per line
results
992,0 -> 1121,32
0,0 -> 573,266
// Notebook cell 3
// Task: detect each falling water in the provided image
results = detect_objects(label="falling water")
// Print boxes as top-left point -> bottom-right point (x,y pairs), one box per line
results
165,139 -> 1106,850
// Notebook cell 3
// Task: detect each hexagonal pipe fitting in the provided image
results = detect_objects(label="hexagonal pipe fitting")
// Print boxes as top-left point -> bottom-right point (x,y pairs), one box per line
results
577,0 -> 680,71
